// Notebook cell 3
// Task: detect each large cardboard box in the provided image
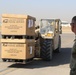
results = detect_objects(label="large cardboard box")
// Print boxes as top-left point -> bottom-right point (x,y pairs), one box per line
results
1,14 -> 36,35
1,39 -> 35,60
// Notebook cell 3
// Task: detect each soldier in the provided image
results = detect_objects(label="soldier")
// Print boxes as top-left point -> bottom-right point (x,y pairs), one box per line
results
70,16 -> 76,75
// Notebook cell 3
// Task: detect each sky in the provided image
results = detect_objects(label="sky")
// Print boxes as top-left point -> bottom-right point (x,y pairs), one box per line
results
0,0 -> 76,23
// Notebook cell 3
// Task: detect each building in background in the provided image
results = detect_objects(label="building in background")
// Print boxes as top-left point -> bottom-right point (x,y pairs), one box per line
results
61,21 -> 70,27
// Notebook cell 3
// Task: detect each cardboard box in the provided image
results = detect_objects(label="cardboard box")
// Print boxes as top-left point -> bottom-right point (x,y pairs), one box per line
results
1,14 -> 36,35
1,39 -> 35,60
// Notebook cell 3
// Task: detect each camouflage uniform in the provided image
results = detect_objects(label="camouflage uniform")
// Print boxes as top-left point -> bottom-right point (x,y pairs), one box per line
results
70,39 -> 76,75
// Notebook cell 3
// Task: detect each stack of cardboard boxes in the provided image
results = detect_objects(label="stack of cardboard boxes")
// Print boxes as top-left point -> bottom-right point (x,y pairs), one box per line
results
1,14 -> 36,62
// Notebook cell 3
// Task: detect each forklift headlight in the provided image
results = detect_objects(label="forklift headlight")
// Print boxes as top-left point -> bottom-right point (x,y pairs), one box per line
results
46,33 -> 53,37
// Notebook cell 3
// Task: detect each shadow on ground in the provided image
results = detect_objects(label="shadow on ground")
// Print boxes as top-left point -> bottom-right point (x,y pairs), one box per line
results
8,47 -> 71,69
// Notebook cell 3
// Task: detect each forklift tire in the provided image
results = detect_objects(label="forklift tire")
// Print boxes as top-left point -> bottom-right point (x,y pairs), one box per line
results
41,39 -> 53,61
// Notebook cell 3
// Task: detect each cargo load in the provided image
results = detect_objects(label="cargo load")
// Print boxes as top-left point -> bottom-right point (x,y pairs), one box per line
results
1,14 -> 36,35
